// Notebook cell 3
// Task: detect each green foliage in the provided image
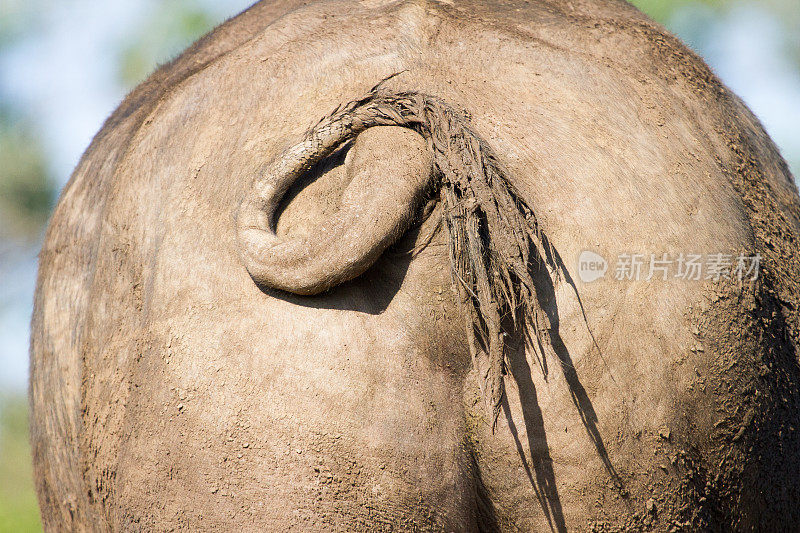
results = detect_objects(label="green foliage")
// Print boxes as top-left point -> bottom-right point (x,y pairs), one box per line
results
630,0 -> 800,58
762,0 -> 800,68
0,108 -> 55,241
629,0 -> 727,25
0,396 -> 42,533
0,0 -> 42,49
117,1 -> 216,88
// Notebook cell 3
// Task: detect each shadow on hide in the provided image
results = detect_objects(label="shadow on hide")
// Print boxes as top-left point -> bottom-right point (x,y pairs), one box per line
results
501,238 -> 625,533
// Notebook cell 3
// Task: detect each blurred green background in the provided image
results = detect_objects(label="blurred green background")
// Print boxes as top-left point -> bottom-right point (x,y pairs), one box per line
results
0,0 -> 798,530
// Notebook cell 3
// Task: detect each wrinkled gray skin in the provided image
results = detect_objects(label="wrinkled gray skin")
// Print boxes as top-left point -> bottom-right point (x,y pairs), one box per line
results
30,0 -> 800,531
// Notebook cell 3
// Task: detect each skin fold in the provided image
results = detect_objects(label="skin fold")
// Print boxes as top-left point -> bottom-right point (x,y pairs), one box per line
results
30,0 -> 800,531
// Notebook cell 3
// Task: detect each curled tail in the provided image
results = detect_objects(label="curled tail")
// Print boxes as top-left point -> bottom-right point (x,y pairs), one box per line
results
237,86 -> 559,429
